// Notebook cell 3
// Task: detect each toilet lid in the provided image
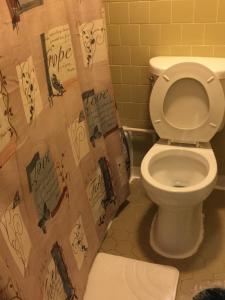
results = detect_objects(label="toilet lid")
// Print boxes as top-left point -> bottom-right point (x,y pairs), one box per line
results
150,62 -> 225,143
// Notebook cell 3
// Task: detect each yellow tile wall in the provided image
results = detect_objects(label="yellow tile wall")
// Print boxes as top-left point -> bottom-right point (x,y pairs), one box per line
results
105,0 -> 225,130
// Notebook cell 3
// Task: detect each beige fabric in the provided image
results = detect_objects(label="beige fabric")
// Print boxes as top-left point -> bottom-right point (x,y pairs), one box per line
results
0,1 -> 129,299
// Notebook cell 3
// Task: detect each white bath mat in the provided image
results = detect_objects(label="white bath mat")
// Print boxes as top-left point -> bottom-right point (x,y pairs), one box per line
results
84,253 -> 179,300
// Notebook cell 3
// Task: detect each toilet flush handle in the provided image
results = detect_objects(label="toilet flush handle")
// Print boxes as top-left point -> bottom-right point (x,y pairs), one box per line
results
207,76 -> 214,83
209,122 -> 217,128
163,75 -> 170,81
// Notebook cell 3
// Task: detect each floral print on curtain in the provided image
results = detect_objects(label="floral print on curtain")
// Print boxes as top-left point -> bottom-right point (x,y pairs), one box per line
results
0,0 -> 130,299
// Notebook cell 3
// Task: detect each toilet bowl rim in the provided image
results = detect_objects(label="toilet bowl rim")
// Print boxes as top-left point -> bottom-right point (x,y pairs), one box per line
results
141,142 -> 217,193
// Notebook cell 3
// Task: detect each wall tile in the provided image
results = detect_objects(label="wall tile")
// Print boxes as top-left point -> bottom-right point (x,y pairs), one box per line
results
105,0 -> 132,2
130,85 -> 150,103
140,66 -> 151,85
119,102 -> 149,120
172,0 -> 194,23
110,66 -> 122,83
130,2 -> 149,24
121,66 -> 141,84
170,45 -> 192,55
113,84 -> 131,102
104,2 -> 110,24
195,0 -> 218,23
116,102 -> 127,119
150,0 -> 171,24
218,0 -> 225,22
182,24 -> 205,44
161,24 -> 182,45
108,46 -> 113,64
192,46 -> 213,57
107,25 -> 121,45
140,24 -> 161,45
214,46 -> 225,57
205,24 -> 225,44
120,65 -> 150,85
111,46 -> 131,65
120,118 -> 151,129
130,46 -> 150,65
137,103 -> 150,120
109,2 -> 129,24
120,25 -> 140,45
150,45 -> 171,56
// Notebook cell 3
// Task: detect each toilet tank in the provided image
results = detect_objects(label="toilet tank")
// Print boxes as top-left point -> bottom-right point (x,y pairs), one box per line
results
149,56 -> 225,131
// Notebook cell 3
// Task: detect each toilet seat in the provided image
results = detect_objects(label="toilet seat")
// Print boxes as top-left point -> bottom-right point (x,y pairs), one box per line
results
150,62 -> 225,143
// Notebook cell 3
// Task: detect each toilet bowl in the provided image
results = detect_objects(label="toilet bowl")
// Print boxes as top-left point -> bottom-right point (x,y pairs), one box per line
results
141,142 -> 217,258
141,57 -> 225,258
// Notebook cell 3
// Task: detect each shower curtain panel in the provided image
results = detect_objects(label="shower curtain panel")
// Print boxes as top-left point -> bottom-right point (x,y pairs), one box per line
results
0,0 -> 130,298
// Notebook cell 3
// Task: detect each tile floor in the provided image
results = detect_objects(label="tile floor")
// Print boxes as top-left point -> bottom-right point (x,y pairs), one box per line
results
100,179 -> 225,299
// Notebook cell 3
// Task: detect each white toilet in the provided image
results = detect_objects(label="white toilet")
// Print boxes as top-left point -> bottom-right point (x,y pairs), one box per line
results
141,56 -> 225,259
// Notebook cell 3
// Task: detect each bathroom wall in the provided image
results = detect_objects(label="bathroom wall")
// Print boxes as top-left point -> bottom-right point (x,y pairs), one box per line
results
105,0 -> 225,128
104,0 -> 225,174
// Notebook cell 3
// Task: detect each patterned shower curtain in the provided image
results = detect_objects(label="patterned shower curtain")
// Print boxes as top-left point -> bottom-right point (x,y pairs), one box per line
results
0,0 -> 130,298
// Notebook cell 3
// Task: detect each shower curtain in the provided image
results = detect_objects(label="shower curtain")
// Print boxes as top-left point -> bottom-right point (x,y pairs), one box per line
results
0,0 -> 130,298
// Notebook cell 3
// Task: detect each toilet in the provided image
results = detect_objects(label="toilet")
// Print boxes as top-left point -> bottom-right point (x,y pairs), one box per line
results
141,56 -> 225,259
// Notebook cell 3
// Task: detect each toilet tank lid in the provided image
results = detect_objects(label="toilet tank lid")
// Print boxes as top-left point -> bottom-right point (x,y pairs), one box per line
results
150,56 -> 225,79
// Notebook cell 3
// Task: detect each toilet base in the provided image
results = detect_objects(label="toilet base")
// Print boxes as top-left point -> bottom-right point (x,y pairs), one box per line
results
150,206 -> 204,259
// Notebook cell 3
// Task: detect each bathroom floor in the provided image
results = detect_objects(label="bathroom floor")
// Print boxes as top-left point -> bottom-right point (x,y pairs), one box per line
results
100,179 -> 225,300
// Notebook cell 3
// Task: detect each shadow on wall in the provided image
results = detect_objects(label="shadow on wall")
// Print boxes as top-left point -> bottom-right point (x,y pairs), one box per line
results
212,128 -> 225,176
132,132 -> 157,167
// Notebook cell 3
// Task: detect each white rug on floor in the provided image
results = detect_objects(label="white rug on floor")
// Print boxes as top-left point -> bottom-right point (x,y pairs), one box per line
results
84,253 -> 179,300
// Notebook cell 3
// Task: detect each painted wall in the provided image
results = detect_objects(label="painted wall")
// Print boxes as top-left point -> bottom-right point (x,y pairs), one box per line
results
105,0 -> 225,174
